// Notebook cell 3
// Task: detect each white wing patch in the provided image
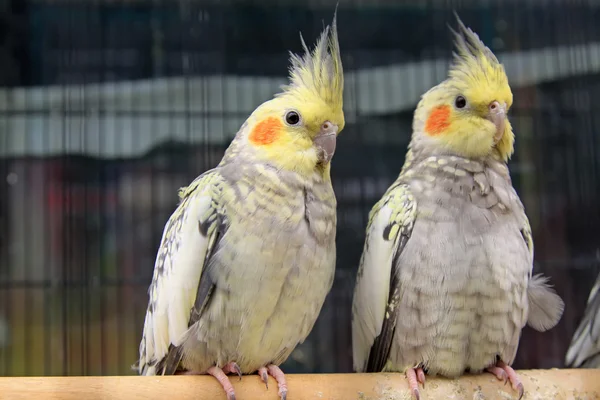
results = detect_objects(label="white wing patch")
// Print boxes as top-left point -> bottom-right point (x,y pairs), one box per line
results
168,197 -> 213,346
351,184 -> 416,372
137,172 -> 221,375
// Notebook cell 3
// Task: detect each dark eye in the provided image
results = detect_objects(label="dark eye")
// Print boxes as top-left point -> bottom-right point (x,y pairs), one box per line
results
455,96 -> 467,109
285,110 -> 301,125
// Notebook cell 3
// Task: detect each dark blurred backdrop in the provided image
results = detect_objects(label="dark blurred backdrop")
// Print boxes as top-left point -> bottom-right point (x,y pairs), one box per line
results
1,0 -> 599,376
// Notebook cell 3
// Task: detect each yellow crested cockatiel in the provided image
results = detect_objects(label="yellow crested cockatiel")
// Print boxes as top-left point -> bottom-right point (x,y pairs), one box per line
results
351,14 -> 564,400
134,13 -> 344,400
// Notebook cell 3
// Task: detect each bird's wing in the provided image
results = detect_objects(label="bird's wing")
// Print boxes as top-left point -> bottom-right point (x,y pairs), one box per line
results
565,271 -> 600,368
521,217 -> 564,332
351,183 -> 416,372
135,170 -> 225,375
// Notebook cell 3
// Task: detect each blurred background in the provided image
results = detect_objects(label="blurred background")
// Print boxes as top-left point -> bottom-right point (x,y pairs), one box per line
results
1,0 -> 599,377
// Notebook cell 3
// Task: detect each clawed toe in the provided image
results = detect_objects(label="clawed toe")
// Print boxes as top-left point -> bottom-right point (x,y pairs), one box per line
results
223,362 -> 242,381
406,367 -> 426,400
257,366 -> 269,389
516,382 -> 524,400
207,365 -> 237,400
487,360 -> 525,400
264,364 -> 288,399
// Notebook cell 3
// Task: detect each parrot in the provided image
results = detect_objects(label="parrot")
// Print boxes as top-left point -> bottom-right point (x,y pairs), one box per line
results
351,14 -> 564,400
565,271 -> 600,368
134,13 -> 344,400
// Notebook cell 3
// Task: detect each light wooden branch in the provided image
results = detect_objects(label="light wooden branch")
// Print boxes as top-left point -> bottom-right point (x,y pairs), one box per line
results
0,369 -> 598,400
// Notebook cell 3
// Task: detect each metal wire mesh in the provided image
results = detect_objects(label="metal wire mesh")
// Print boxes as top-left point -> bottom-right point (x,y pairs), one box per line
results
1,0 -> 599,376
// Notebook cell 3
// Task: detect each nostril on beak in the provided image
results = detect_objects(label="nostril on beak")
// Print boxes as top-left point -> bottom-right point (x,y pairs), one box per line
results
489,101 -> 504,113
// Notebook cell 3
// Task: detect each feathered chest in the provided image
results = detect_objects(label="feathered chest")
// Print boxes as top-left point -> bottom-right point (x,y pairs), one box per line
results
401,155 -> 525,232
220,164 -> 337,244
395,154 -> 532,297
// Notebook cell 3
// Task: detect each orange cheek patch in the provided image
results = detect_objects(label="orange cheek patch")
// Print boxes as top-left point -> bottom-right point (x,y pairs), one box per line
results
425,105 -> 451,136
249,117 -> 282,145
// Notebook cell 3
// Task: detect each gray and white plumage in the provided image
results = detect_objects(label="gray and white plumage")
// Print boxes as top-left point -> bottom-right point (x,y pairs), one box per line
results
352,154 -> 563,376
351,16 -> 564,384
133,14 -> 344,390
136,163 -> 336,377
565,272 -> 600,368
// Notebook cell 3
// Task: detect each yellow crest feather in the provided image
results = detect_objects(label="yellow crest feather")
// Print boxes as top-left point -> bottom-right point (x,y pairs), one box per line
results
277,11 -> 344,113
448,13 -> 512,108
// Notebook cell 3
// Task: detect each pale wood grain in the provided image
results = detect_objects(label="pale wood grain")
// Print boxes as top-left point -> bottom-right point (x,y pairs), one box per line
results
0,370 -> 599,400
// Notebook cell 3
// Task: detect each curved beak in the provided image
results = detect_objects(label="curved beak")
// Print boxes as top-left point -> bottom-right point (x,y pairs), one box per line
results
487,101 -> 507,144
314,121 -> 338,164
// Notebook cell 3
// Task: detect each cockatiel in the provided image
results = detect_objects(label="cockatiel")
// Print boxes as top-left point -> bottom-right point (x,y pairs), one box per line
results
351,15 -> 564,400
134,14 -> 344,400
565,271 -> 600,368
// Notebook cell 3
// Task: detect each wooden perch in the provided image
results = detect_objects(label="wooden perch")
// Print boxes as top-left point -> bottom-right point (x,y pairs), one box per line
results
0,370 -> 599,400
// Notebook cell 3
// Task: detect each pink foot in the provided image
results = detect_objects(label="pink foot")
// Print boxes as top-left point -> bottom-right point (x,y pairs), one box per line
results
207,365 -> 236,400
222,361 -> 243,381
486,360 -> 524,400
263,364 -> 287,400
486,366 -> 508,383
257,366 -> 269,389
406,367 -> 426,400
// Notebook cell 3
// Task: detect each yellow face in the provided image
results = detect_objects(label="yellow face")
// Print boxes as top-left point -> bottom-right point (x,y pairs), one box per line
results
245,93 -> 345,175
235,13 -> 344,176
419,16 -> 516,162
420,75 -> 514,161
